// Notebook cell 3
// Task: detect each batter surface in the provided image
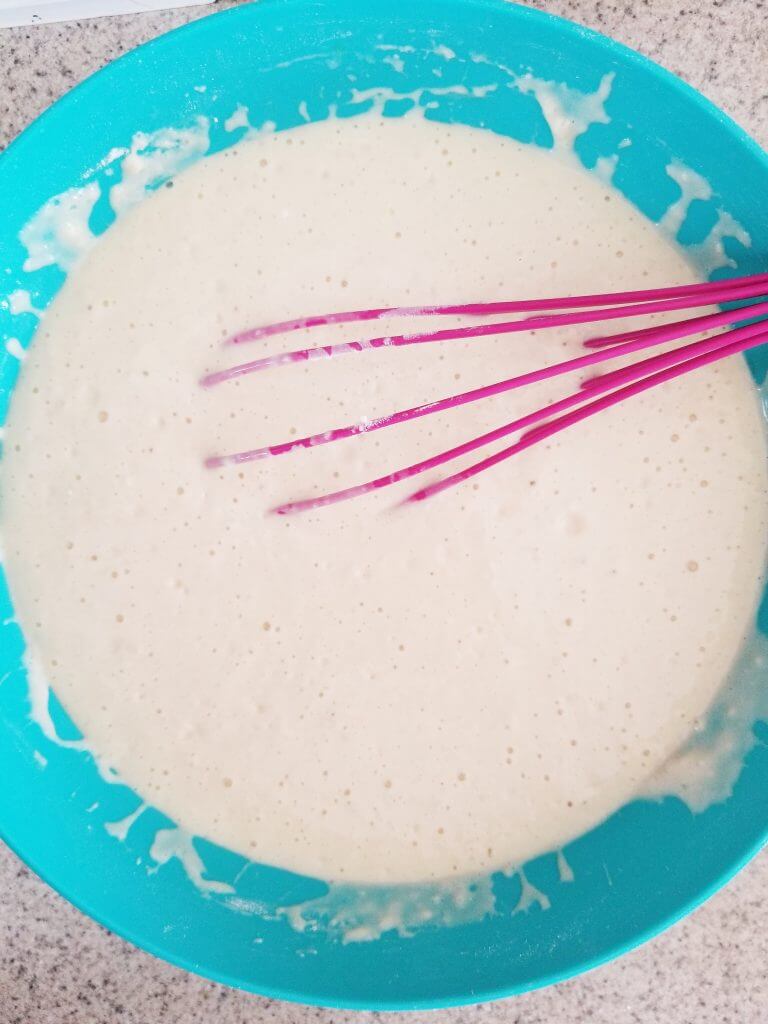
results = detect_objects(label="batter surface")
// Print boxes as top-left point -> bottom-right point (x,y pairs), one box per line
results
3,115 -> 767,883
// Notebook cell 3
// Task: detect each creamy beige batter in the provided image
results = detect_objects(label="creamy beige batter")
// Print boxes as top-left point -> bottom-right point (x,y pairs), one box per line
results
3,115 -> 767,884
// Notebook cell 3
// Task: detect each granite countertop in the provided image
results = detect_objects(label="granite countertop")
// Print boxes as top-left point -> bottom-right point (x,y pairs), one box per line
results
1,2 -> 767,1021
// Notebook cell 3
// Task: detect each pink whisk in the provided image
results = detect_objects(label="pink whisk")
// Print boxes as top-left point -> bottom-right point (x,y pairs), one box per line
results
201,271 -> 768,513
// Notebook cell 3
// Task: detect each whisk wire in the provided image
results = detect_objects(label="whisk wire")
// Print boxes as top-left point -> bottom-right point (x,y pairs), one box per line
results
202,273 -> 768,513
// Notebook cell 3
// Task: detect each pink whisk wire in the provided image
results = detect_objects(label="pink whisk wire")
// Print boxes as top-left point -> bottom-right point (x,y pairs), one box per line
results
270,320 -> 768,515
201,277 -> 768,389
224,271 -> 768,345
201,272 -> 768,513
206,295 -> 768,470
405,326 -> 768,505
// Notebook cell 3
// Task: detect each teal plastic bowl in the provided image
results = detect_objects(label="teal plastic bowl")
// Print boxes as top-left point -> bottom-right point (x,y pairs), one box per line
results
1,0 -> 767,1009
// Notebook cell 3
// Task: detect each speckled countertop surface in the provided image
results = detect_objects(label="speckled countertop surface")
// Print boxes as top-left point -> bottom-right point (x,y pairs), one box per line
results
1,2 -> 767,1021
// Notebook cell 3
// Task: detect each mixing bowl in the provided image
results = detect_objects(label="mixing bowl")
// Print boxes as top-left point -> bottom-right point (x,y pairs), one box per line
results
1,0 -> 767,1008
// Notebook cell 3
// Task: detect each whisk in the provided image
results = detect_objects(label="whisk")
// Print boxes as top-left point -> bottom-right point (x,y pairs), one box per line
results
201,271 -> 768,514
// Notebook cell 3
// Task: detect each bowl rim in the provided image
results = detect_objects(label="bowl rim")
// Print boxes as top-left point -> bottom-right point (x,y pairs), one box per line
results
1,0 -> 767,1009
